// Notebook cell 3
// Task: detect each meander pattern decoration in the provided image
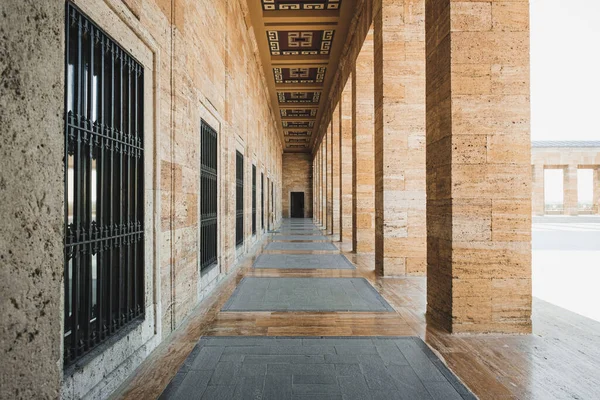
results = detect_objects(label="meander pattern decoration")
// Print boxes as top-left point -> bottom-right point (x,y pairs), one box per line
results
273,67 -> 326,84
262,0 -> 341,10
280,110 -> 317,119
278,91 -> 321,104
267,30 -> 334,56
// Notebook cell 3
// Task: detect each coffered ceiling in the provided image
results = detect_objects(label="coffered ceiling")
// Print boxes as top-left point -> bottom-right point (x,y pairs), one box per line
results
247,0 -> 356,152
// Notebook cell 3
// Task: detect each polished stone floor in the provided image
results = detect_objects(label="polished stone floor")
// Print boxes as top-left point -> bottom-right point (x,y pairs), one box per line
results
160,219 -> 473,399
117,218 -> 600,400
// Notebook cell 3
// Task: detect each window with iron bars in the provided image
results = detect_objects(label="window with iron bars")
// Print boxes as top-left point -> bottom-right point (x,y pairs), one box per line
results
261,172 -> 264,231
236,151 -> 244,247
252,165 -> 257,235
200,120 -> 218,271
64,3 -> 144,366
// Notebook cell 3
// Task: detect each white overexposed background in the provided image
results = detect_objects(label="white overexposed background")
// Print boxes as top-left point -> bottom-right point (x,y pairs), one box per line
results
531,0 -> 600,322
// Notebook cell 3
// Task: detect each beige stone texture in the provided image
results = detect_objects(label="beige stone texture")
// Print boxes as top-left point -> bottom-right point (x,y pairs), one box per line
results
354,29 -> 376,253
3,0 -> 283,397
426,0 -> 532,334
563,165 -> 578,216
341,76 -> 354,242
327,124 -> 334,234
0,1 -> 64,398
374,0 -> 427,276
282,154 -> 313,218
332,105 -> 341,237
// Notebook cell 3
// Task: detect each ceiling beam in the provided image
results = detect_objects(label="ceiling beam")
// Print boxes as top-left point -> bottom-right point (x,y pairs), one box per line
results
270,55 -> 331,64
264,23 -> 338,30
262,10 -> 340,24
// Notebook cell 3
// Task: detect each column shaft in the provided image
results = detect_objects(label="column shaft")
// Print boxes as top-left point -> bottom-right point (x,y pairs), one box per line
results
354,29 -> 376,253
532,164 -> 545,215
327,125 -> 334,234
425,0 -> 532,333
374,0 -> 426,276
564,165 -> 578,215
594,168 -> 600,215
322,140 -> 327,226
341,75 -> 354,242
333,105 -> 341,237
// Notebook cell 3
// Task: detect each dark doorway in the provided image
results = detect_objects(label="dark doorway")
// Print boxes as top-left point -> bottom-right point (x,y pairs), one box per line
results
290,192 -> 305,218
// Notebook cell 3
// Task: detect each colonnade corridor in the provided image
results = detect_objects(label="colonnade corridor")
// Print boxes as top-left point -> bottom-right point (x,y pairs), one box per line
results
114,218 -> 600,400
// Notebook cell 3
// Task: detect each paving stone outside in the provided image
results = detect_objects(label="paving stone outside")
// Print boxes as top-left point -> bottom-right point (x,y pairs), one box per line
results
253,254 -> 355,270
160,336 -> 476,400
221,278 -> 394,312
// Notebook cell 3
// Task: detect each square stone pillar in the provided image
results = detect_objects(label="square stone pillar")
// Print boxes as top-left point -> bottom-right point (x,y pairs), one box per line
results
374,0 -> 427,276
594,168 -> 600,215
314,153 -> 320,224
532,164 -> 545,215
332,105 -> 341,237
322,139 -> 327,227
425,0 -> 532,333
354,29 -> 376,253
564,165 -> 578,215
341,75 -> 354,242
327,124 -> 334,234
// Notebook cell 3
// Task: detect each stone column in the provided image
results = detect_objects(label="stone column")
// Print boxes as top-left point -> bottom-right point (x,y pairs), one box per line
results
564,165 -> 578,215
341,75 -> 354,242
1,1 -> 64,397
332,105 -> 341,237
353,29 -> 376,253
594,168 -> 600,215
317,147 -> 322,225
314,154 -> 319,223
532,164 -> 545,215
374,0 -> 426,276
322,140 -> 327,227
425,0 -> 532,333
327,124 -> 334,234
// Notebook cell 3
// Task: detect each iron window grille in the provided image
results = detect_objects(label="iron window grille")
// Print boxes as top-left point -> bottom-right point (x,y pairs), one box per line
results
261,172 -> 265,230
200,120 -> 218,271
236,151 -> 244,247
252,165 -> 257,235
64,3 -> 145,367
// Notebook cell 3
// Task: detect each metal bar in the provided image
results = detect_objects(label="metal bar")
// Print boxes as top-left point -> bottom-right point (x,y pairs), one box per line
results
97,31 -> 105,342
72,10 -> 84,359
132,62 -> 138,316
118,46 -> 124,327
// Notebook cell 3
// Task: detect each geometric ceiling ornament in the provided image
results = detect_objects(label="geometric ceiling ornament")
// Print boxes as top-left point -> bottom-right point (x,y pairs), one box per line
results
285,137 -> 310,143
274,67 -> 326,84
280,109 -> 317,119
278,91 -> 321,104
267,30 -> 334,56
283,122 -> 314,130
284,130 -> 312,136
262,0 -> 341,11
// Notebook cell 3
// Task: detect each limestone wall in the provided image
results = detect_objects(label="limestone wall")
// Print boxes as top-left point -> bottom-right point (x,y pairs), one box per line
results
1,0 -> 283,397
282,153 -> 314,218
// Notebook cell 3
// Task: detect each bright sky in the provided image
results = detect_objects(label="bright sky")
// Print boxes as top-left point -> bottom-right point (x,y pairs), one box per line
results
531,0 -> 600,141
